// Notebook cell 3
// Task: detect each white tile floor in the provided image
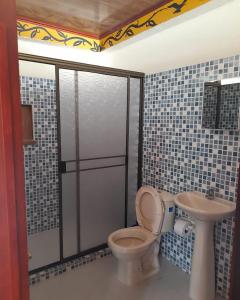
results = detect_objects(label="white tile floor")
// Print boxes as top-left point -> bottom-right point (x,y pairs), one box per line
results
31,256 -> 224,300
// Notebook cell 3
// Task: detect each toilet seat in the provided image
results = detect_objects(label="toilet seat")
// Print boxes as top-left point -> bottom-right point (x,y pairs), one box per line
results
136,186 -> 164,235
109,226 -> 156,251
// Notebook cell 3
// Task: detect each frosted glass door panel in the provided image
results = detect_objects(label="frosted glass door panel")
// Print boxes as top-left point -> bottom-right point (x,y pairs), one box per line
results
62,173 -> 78,258
128,78 -> 140,226
28,229 -> 59,271
80,166 -> 125,251
59,69 -> 76,161
78,72 -> 127,159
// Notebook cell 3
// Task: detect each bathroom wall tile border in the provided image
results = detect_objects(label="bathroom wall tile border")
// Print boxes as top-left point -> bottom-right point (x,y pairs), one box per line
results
29,248 -> 112,285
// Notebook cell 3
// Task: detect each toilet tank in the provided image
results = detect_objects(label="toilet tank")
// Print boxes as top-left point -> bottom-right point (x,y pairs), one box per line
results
158,190 -> 175,233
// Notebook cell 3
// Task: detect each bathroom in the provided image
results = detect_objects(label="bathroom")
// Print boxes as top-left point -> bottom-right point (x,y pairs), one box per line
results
1,1 -> 240,300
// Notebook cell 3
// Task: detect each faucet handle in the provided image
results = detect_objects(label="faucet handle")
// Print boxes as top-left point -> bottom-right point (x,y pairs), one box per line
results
206,187 -> 215,200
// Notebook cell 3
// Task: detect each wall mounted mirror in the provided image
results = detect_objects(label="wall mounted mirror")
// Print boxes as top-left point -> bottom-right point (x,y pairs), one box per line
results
202,77 -> 240,130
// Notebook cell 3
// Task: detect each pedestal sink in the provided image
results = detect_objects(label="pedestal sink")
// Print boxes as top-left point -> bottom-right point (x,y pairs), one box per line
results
175,191 -> 236,300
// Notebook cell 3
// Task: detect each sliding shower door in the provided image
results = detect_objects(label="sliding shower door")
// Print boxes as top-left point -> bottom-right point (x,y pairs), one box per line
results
77,72 -> 127,251
58,67 -> 142,259
19,54 -> 143,273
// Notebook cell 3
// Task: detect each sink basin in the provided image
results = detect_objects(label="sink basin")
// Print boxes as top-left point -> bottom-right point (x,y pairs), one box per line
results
174,191 -> 236,300
175,191 -> 236,221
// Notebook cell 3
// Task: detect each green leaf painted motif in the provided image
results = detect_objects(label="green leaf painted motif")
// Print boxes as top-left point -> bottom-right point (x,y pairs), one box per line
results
42,36 -> 51,41
73,40 -> 83,47
146,20 -> 157,27
126,29 -> 134,37
57,31 -> 67,39
31,30 -> 38,38
115,29 -> 122,38
90,41 -> 102,52
17,22 -> 27,32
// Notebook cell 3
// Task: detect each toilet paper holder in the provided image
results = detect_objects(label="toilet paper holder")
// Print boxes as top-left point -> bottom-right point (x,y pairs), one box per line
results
180,216 -> 195,227
174,217 -> 195,236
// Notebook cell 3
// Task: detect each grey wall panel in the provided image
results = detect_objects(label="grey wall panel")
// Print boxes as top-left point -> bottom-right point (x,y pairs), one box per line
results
127,78 -> 140,226
59,69 -> 76,161
80,166 -> 125,251
62,173 -> 78,257
78,72 -> 127,159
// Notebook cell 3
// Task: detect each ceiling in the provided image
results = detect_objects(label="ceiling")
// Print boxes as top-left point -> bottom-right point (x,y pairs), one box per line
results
16,0 -> 170,38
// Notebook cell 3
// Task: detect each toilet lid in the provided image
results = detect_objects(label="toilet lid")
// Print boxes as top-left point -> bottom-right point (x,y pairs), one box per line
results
136,186 -> 164,235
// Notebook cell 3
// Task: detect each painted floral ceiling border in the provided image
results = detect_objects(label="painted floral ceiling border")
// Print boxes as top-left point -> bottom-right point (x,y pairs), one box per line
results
17,19 -> 102,52
101,0 -> 210,49
17,0 -> 210,52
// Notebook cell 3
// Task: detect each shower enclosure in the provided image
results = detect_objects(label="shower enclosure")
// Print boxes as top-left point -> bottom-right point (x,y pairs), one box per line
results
19,54 -> 144,274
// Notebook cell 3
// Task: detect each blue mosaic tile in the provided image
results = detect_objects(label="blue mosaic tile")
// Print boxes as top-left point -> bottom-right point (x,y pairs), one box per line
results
20,76 -> 59,235
143,54 -> 240,299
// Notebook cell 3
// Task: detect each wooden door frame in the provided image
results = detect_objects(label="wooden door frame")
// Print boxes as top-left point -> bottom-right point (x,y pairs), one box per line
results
0,0 -> 29,299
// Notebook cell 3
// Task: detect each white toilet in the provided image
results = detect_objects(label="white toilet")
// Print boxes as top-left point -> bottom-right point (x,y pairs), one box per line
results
108,186 -> 175,285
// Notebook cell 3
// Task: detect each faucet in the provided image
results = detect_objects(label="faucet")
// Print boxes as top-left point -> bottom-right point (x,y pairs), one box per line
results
206,188 -> 215,200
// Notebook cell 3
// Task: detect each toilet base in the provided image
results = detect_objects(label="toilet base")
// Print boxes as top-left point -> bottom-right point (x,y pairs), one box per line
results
117,259 -> 159,286
117,259 -> 144,285
117,242 -> 160,286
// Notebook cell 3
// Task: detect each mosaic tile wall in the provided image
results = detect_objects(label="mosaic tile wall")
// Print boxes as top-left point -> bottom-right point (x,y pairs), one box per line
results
20,76 -> 59,235
143,55 -> 240,298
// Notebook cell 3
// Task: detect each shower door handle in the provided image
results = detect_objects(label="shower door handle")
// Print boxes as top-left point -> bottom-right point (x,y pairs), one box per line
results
59,161 -> 67,173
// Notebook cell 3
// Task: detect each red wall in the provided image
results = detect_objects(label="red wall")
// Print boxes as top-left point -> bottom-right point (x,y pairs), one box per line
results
0,0 -> 29,299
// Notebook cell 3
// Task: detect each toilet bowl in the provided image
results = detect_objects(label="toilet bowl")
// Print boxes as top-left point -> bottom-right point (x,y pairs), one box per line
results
108,186 -> 175,285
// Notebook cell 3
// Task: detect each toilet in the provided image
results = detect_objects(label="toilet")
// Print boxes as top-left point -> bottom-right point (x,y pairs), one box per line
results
108,186 -> 175,285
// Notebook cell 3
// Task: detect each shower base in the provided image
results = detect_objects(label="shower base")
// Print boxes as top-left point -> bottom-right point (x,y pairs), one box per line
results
29,248 -> 112,285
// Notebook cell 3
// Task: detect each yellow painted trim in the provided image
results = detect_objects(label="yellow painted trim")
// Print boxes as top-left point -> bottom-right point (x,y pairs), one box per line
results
17,20 -> 102,52
17,0 -> 210,51
101,0 -> 211,49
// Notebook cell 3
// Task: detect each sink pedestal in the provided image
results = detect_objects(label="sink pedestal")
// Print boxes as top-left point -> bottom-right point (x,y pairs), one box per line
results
175,191 -> 236,300
190,220 -> 215,300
